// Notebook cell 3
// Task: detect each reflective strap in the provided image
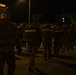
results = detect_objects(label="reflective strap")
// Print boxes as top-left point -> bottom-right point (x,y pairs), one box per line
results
25,30 -> 36,32
41,29 -> 52,31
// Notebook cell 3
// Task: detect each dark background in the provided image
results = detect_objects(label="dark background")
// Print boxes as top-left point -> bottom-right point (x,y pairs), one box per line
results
0,0 -> 76,23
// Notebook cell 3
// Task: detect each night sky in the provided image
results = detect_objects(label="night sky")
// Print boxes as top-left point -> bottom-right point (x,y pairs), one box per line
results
0,0 -> 76,23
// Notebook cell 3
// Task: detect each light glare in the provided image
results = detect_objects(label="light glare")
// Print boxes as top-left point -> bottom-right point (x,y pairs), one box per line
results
0,3 -> 6,7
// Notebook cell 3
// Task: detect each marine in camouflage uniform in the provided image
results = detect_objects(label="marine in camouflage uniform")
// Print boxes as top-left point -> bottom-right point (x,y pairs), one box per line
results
23,23 -> 42,72
54,24 -> 64,56
41,23 -> 53,61
0,8 -> 17,75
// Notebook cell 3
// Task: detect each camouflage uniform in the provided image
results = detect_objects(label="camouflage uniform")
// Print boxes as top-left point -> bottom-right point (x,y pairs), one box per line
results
54,24 -> 64,56
23,23 -> 42,71
15,24 -> 23,55
41,23 -> 53,61
0,19 -> 17,75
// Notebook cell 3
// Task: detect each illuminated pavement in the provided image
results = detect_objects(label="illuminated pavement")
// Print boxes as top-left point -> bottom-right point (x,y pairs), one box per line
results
4,50 -> 76,75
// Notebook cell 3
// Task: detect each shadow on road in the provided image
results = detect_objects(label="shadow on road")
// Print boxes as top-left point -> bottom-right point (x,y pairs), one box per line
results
48,54 -> 76,69
54,59 -> 76,69
29,67 -> 48,75
52,54 -> 76,61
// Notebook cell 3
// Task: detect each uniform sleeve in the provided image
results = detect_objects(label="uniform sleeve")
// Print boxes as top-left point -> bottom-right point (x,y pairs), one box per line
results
36,26 -> 42,47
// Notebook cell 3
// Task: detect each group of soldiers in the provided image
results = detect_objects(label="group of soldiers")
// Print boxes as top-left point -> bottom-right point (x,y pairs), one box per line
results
53,23 -> 76,54
0,7 -> 76,75
17,22 -> 76,54
15,22 -> 76,72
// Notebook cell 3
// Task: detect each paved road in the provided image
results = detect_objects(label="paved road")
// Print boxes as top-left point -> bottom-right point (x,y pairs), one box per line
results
4,51 -> 76,75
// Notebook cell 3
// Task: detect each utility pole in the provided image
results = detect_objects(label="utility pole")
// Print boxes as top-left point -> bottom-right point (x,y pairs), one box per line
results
28,0 -> 31,24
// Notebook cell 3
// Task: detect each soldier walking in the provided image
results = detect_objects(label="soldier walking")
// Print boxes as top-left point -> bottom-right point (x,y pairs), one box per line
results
23,22 -> 42,72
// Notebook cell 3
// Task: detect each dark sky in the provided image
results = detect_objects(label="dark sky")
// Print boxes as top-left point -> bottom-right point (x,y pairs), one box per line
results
0,0 -> 76,23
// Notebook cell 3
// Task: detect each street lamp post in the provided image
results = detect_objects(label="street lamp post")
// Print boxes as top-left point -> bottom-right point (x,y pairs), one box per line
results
18,0 -> 31,24
28,0 -> 31,24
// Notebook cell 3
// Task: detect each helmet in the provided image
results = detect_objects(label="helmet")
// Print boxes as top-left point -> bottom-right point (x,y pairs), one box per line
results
1,7 -> 11,19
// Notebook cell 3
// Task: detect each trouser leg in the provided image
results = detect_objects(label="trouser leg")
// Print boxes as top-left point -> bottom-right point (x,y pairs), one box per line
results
6,48 -> 16,75
28,45 -> 37,72
29,45 -> 36,67
48,48 -> 51,59
7,52 -> 16,75
47,42 -> 52,59
43,44 -> 47,58
0,51 -> 5,75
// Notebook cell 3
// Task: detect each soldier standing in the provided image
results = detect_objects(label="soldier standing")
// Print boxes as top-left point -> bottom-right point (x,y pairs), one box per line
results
0,8 -> 17,75
41,23 -> 53,61
54,24 -> 64,56
15,23 -> 23,55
